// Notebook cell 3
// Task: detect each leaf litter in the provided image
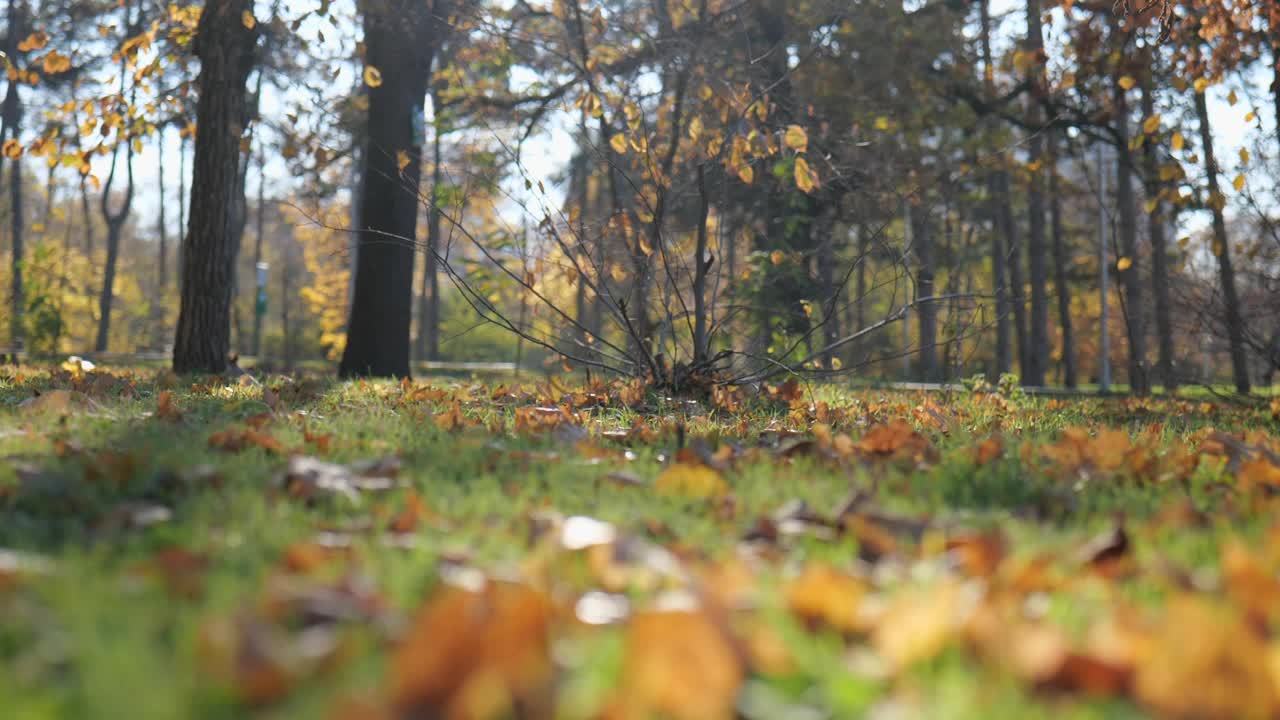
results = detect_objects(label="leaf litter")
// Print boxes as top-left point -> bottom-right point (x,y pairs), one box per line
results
4,369 -> 1280,717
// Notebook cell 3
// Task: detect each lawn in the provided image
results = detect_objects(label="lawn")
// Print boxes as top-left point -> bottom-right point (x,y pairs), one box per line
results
2,364 -> 1279,719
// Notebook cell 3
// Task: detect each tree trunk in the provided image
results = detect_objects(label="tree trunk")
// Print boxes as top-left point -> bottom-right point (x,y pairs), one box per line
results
1005,178 -> 1028,379
1023,0 -> 1049,387
979,0 -> 1012,378
151,125 -> 169,349
282,226 -> 294,368
1113,72 -> 1149,394
9,141 -> 22,351
79,176 -> 93,254
693,163 -> 711,364
173,0 -> 257,374
914,202 -> 939,381
95,128 -> 135,353
339,0 -> 443,378
853,222 -> 868,364
3,0 -> 24,350
1048,132 -> 1076,388
251,147 -> 265,358
1141,74 -> 1176,391
1194,90 -> 1250,394
419,89 -> 443,362
1272,13 -> 1280,168
177,130 -> 187,293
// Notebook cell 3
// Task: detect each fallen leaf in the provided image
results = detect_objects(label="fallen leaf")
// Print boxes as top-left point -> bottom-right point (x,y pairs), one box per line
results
611,610 -> 743,720
654,462 -> 729,499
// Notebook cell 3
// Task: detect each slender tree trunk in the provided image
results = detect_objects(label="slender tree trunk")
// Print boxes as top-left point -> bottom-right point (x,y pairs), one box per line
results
1140,73 -> 1176,391
853,222 -> 868,364
79,176 -> 93,254
177,130 -> 187,293
251,146 -> 265,357
980,0 -> 1012,378
1194,90 -> 1250,394
914,203 -> 939,381
816,208 -> 838,369
152,126 -> 169,349
282,226 -> 294,368
1006,180 -> 1028,379
693,163 -> 711,364
43,160 -> 54,228
570,147 -> 589,354
419,89 -> 443,362
9,140 -> 22,351
1272,13 -> 1280,167
173,0 -> 258,374
340,0 -> 444,377
95,131 -> 135,353
1023,0 -> 1049,387
1048,132 -> 1076,388
3,0 -> 23,350
1113,69 -> 1149,394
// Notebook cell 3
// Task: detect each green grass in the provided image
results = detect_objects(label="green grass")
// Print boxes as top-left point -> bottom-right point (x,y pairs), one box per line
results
0,365 -> 1277,718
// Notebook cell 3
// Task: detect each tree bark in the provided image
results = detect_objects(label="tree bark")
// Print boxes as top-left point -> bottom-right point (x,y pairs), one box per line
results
251,145 -> 265,358
340,0 -> 444,378
177,130 -> 187,293
1023,0 -> 1049,387
853,222 -> 868,364
1048,132 -> 1076,388
8,139 -> 22,351
3,0 -> 24,350
914,202 -> 939,381
95,141 -> 133,352
1005,177 -> 1028,379
693,163 -> 711,365
417,87 -> 444,363
173,0 -> 257,373
1194,90 -> 1250,394
979,0 -> 1012,379
1113,71 -> 1148,394
1140,74 -> 1176,391
150,127 -> 169,349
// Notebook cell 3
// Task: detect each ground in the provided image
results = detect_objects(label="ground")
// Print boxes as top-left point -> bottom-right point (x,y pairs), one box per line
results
2,364 -> 1280,719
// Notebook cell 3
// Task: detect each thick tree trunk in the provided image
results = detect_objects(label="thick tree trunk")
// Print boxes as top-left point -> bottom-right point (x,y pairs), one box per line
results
340,0 -> 443,378
1141,75 -> 1176,391
173,0 -> 257,373
1194,90 -> 1250,394
1113,74 -> 1149,394
1023,0 -> 1049,387
1048,132 -> 1076,388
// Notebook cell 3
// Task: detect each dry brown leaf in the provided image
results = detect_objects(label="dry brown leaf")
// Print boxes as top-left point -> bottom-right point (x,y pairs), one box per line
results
610,610 -> 743,720
393,580 -> 554,718
785,564 -> 867,634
